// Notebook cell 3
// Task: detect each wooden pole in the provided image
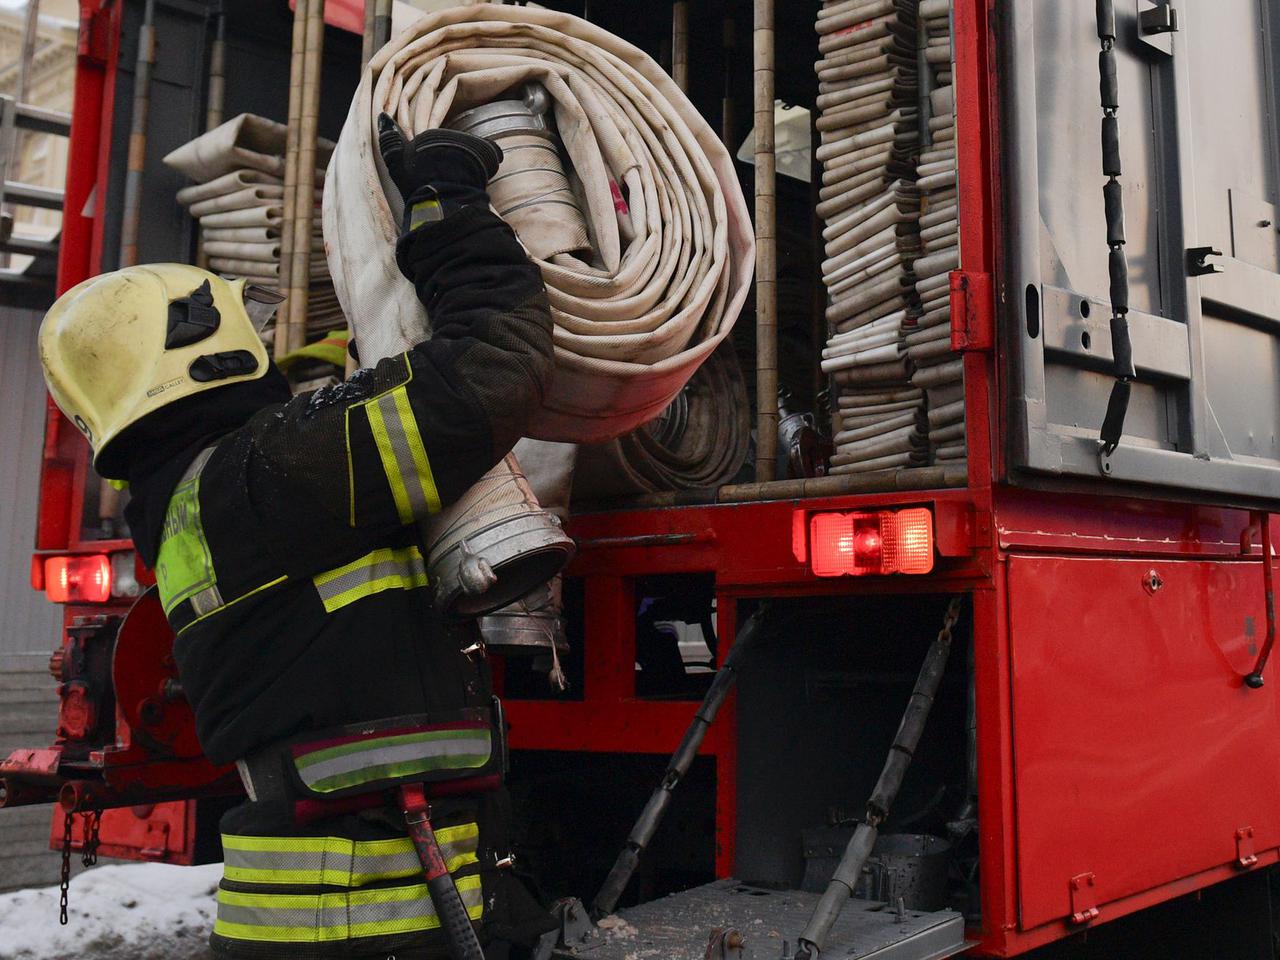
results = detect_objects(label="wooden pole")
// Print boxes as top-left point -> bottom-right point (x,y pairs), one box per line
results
275,0 -> 310,359
284,0 -> 326,354
672,1 -> 689,92
373,0 -> 392,53
753,0 -> 778,481
196,5 -> 226,270
721,14 -> 735,146
205,7 -> 226,130
362,0 -> 376,69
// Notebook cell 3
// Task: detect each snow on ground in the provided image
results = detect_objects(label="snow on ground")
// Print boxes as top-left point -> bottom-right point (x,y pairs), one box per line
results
0,862 -> 222,960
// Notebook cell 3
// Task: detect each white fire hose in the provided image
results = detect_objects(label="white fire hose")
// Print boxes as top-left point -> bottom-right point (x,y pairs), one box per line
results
324,4 -> 754,618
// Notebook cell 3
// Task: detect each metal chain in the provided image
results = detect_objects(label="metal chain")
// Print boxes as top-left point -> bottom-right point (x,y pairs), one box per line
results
1096,0 -> 1135,461
81,810 -> 101,868
939,595 -> 962,645
58,810 -> 73,926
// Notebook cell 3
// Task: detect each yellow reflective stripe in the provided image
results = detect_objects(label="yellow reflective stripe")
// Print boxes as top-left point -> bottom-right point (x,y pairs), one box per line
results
221,834 -> 354,855
345,354 -> 412,527
312,545 -> 428,613
343,354 -> 441,527
366,396 -> 414,523
213,874 -> 483,943
391,385 -> 442,514
223,828 -> 476,855
175,575 -> 288,638
434,823 -> 480,847
221,825 -> 480,886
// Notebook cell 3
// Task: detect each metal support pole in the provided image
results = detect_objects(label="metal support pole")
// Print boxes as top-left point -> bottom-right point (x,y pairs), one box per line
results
1,0 -> 41,249
102,0 -> 156,535
753,0 -> 778,481
672,1 -> 689,92
14,0 -> 40,130
119,0 -> 156,268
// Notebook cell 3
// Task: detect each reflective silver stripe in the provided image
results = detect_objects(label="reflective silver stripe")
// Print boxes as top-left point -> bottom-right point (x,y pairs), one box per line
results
184,446 -> 216,482
314,549 -> 426,605
374,391 -> 431,517
295,731 -> 491,791
190,583 -> 224,616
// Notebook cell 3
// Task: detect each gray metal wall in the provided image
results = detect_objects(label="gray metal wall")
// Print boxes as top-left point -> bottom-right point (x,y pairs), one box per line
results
0,306 -> 67,892
0,306 -> 61,655
0,652 -> 63,892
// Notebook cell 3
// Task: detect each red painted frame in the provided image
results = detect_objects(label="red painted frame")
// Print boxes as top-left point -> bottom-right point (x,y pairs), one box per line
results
16,0 -> 1280,954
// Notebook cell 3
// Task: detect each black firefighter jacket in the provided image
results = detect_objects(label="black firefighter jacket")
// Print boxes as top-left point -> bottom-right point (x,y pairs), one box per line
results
137,204 -> 553,959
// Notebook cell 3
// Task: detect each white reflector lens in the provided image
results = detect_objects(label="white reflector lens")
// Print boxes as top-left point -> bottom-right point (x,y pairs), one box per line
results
883,507 -> 934,574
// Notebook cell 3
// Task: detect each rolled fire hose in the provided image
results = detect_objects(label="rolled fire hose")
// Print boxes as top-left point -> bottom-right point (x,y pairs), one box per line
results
324,2 -> 754,440
324,4 -> 754,617
572,343 -> 749,499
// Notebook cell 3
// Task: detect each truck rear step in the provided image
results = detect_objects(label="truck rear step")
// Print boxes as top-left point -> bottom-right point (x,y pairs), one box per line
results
558,879 -> 966,960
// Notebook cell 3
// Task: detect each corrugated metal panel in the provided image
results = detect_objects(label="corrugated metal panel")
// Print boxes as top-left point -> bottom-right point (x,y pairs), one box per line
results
0,309 -> 66,892
0,306 -> 62,656
0,653 -> 62,892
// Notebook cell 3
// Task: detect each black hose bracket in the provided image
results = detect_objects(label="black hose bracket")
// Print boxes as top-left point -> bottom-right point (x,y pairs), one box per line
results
1095,0 -> 1134,463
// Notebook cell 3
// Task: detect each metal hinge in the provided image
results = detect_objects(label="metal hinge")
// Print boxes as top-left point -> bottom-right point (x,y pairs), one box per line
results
1235,827 -> 1258,869
1138,1 -> 1179,56
1139,1 -> 1179,34
1069,872 -> 1100,925
949,269 -> 994,352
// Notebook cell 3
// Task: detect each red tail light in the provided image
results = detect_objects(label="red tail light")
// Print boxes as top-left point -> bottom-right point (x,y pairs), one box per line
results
44,555 -> 112,604
807,508 -> 935,577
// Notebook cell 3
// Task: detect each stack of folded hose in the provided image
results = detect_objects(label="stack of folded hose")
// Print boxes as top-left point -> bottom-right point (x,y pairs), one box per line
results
908,0 -> 963,468
813,0 -> 927,476
164,114 -> 345,340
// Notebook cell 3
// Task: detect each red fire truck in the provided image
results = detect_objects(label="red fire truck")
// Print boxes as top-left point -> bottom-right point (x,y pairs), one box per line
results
3,1 -> 1280,958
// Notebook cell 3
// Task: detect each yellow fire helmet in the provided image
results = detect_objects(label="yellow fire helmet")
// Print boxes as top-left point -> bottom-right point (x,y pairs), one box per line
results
39,264 -> 277,479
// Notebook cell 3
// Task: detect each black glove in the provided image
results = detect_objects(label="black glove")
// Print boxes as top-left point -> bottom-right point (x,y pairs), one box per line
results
378,113 -> 504,234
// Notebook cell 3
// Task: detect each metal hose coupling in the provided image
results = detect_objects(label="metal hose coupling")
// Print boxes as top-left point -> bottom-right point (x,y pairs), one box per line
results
424,453 -> 575,620
447,83 -> 592,261
479,574 -> 570,689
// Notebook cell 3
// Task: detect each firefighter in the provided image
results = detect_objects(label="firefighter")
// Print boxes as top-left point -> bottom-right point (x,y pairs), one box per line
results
39,123 -> 556,958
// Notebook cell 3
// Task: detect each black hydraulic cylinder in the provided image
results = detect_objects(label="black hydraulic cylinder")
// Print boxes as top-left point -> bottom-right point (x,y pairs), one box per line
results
795,597 -> 962,959
591,606 -> 768,918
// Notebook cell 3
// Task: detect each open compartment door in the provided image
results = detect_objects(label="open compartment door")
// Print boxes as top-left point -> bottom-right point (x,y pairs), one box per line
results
1003,1 -> 1280,504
